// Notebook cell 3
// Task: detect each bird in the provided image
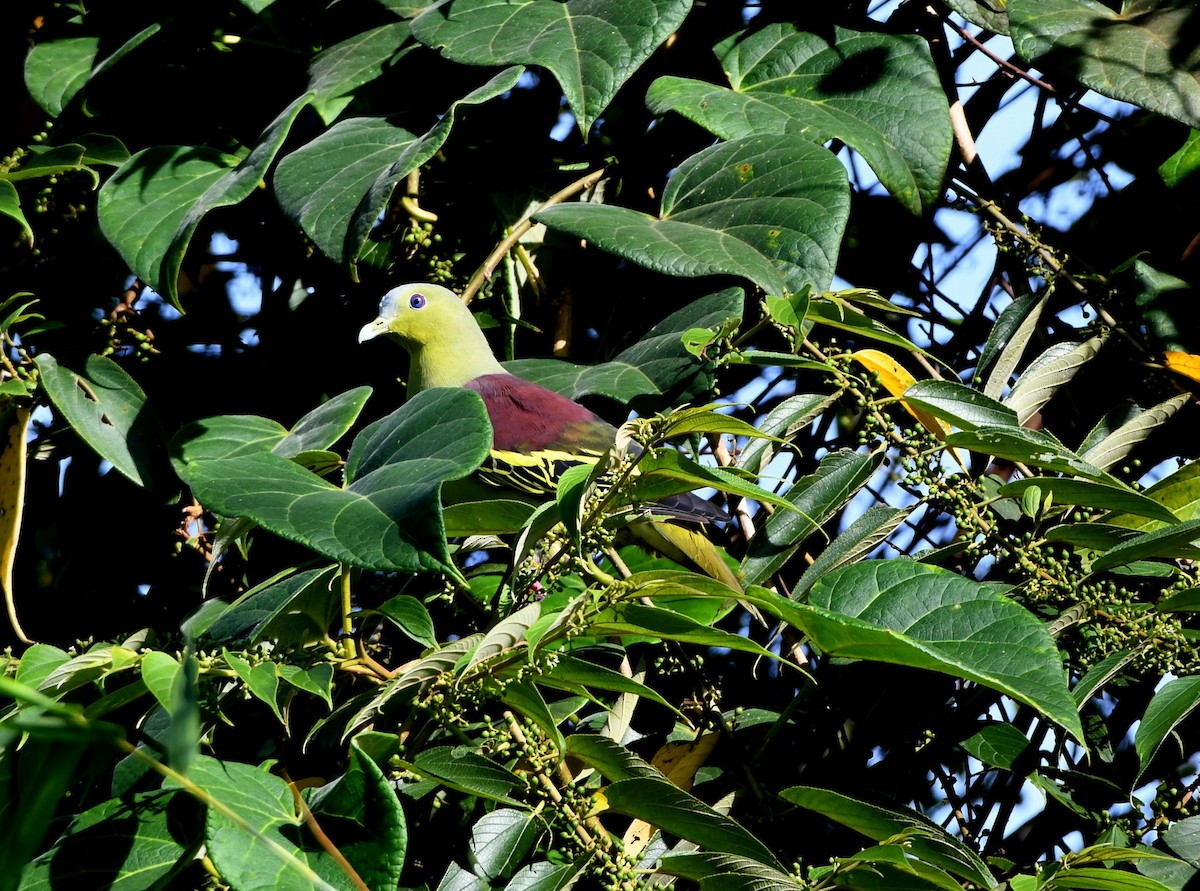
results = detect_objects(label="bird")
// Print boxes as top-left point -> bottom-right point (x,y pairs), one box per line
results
358,283 -> 740,591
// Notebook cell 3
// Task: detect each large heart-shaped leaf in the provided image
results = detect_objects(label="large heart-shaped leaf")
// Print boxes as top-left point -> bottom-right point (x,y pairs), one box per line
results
752,562 -> 1084,742
537,134 -> 849,295
177,388 -> 491,572
98,94 -> 311,307
411,0 -> 691,135
274,67 -> 521,268
1010,0 -> 1200,129
647,24 -> 950,214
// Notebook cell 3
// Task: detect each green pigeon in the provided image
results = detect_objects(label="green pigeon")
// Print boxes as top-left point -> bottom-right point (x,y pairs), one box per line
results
359,282 -> 740,591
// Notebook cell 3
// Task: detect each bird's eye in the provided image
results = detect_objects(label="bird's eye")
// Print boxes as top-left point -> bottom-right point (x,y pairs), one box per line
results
409,293 -> 426,309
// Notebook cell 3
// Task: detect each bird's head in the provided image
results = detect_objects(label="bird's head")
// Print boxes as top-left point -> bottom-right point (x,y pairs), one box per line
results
358,282 -> 467,347
358,282 -> 506,391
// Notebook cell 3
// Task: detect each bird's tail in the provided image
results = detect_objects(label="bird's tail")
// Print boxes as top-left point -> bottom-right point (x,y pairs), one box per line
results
639,492 -> 729,525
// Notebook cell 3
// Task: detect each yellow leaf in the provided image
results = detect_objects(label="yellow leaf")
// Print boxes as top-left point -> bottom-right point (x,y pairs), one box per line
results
1164,350 -> 1200,386
650,732 -> 719,792
0,402 -> 30,642
849,349 -> 950,439
622,733 -> 720,856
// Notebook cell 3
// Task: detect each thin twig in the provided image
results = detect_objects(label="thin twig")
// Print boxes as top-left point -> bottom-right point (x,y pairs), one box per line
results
462,167 -> 607,303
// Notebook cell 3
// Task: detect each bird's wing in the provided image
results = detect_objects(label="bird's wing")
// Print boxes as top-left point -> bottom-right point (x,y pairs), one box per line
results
467,374 -> 616,495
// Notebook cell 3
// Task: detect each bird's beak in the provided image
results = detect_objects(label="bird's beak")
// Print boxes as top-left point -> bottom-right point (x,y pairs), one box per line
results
358,317 -> 388,343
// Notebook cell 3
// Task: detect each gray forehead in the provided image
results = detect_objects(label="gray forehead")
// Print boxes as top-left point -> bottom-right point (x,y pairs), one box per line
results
380,288 -> 409,316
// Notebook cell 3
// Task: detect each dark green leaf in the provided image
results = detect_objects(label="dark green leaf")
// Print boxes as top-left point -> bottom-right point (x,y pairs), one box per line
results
181,389 -> 491,572
503,357 -> 660,402
1010,0 -> 1200,129
1090,519 -> 1200,575
564,734 -> 658,781
742,449 -> 881,586
794,505 -> 910,598
205,566 -> 341,647
602,777 -> 783,867
468,808 -> 541,880
1134,675 -> 1200,776
749,563 -> 1084,741
903,380 -> 1019,430
99,94 -> 311,307
411,0 -> 691,135
781,786 -> 997,888
945,425 -> 1113,482
407,746 -> 524,805
538,134 -> 850,295
0,181 -> 31,246
35,353 -> 166,488
647,24 -> 950,214
961,723 -> 1034,772
376,595 -> 437,648
308,23 -> 414,124
23,37 -> 99,117
275,67 -> 521,267
999,479 -> 1180,525
17,791 -> 192,891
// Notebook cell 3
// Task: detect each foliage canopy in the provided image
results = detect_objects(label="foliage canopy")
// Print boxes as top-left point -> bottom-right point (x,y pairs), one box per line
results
2,0 -> 1200,889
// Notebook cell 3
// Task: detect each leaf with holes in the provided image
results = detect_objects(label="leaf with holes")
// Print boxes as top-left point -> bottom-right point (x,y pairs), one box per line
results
35,354 -> 166,488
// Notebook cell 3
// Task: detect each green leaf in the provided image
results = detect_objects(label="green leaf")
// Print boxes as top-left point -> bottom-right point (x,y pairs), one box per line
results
1158,586 -> 1200,612
1089,519 -> 1200,575
1045,866 -> 1178,891
610,287 -> 744,406
305,741 -> 407,891
738,393 -> 837,476
1003,336 -> 1107,425
1134,675 -> 1200,776
999,479 -> 1180,525
750,562 -> 1085,742
647,24 -> 950,214
225,649 -> 284,723
308,23 -> 414,124
276,386 -> 372,456
657,852 -> 801,888
1010,0 -> 1200,129
468,808 -> 541,880
982,292 -> 1050,399
1160,130 -> 1200,187
14,644 -> 70,690
1078,394 -> 1191,473
1072,649 -> 1138,707
502,680 -> 565,755
98,94 -> 311,307
794,505 -> 910,598
602,777 -> 783,867
806,298 -> 927,354
465,602 -> 542,673
781,786 -> 997,888
591,602 -> 781,661
406,746 -> 525,805
538,134 -> 850,296
180,388 -> 491,573
945,0 -> 1010,33
376,594 -> 437,648
351,635 -> 483,732
0,181 -> 32,246
945,425 -> 1112,482
502,357 -> 660,402
279,663 -> 334,709
903,380 -> 1019,430
563,734 -> 658,781
1107,460 -> 1200,533
961,723 -> 1034,772
23,37 -> 99,117
205,566 -> 341,647
174,756 -> 341,891
18,792 -> 191,891
411,0 -> 691,135
742,449 -> 881,587
140,651 -> 179,714
534,654 -> 675,713
35,353 -> 166,488
624,448 -> 801,514
275,67 -> 522,267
